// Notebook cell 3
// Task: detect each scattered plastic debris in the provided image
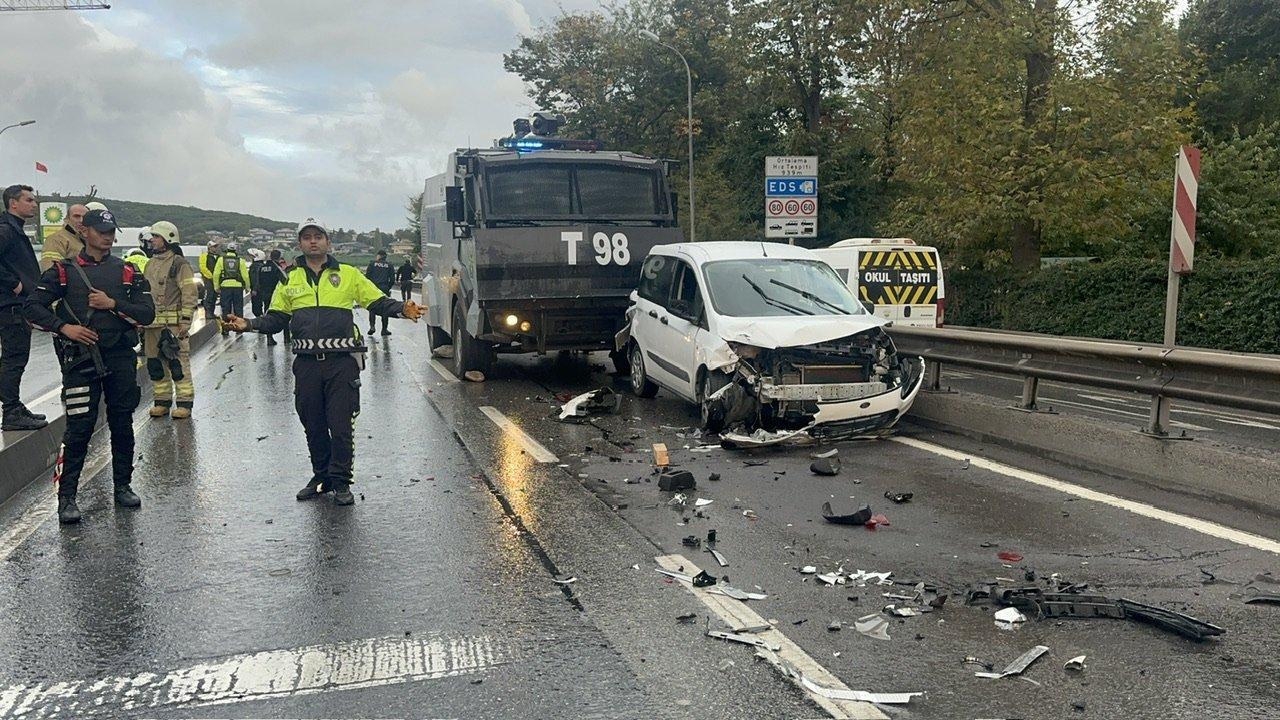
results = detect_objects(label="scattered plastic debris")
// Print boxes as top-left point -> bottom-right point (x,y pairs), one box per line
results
821,502 -> 872,526
721,427 -> 811,448
817,573 -> 845,586
682,535 -> 701,548
997,551 -> 1025,563
708,472 -> 721,481
800,565 -> 818,575
710,586 -> 768,601
692,570 -> 717,587
706,548 -> 728,567
707,529 -> 717,544
884,491 -> 913,504
827,620 -> 842,632
676,612 -> 698,624
668,493 -> 689,506
813,448 -> 839,459
810,458 -> 840,476
854,613 -> 892,641
463,370 -> 485,383
864,513 -> 891,530
658,470 -> 696,492
742,509 -> 758,519
993,607 -> 1027,630
975,645 -> 1049,679
796,674 -> 922,706
1064,655 -> 1087,672
885,604 -> 922,618
552,574 -> 578,585
695,497 -> 714,507
1245,593 -> 1280,606
557,387 -> 621,420
707,628 -> 780,651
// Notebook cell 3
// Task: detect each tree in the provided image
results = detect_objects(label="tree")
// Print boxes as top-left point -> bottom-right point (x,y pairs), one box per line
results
405,194 -> 422,255
1181,0 -> 1280,140
1197,124 -> 1280,257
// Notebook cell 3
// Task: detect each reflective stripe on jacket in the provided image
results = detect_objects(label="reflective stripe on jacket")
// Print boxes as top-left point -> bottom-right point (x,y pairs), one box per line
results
144,250 -> 197,326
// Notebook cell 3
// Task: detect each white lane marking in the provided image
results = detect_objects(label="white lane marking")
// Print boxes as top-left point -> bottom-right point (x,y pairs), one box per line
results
478,406 -> 558,463
1076,392 -> 1145,409
1075,393 -> 1280,429
655,554 -> 889,720
0,338 -> 236,562
1042,397 -> 1211,431
1214,417 -> 1280,431
428,357 -> 460,383
892,436 -> 1280,555
0,633 -> 510,718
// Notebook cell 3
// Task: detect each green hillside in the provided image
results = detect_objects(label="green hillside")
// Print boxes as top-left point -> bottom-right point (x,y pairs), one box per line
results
36,194 -> 293,236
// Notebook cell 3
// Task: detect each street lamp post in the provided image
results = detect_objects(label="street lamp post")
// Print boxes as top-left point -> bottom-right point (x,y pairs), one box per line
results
0,120 -> 36,165
639,30 -> 695,243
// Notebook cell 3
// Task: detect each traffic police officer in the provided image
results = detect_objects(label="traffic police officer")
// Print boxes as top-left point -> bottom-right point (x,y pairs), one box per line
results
199,240 -> 220,318
225,218 -> 422,505
213,242 -> 251,318
25,209 -> 156,524
143,221 -> 197,418
364,251 -> 395,336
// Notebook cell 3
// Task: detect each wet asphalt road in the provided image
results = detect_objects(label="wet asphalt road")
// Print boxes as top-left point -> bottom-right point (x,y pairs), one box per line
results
0,320 -> 1277,719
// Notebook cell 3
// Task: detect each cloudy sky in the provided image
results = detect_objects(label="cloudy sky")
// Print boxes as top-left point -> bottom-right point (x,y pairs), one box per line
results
2,0 -> 1191,231
0,0 -> 601,230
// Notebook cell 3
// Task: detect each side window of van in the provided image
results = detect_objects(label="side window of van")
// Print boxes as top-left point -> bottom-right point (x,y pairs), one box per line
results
638,254 -> 676,306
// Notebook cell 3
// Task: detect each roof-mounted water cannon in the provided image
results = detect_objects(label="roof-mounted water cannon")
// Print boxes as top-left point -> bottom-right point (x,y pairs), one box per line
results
498,111 -> 602,152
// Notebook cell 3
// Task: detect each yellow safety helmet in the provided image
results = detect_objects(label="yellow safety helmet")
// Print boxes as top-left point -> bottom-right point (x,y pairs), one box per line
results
151,220 -> 180,245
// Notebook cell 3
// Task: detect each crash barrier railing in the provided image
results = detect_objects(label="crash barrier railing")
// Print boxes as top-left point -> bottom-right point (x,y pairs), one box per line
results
885,325 -> 1280,437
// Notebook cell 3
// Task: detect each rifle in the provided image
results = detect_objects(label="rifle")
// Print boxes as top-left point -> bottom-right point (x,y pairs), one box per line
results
59,262 -> 109,380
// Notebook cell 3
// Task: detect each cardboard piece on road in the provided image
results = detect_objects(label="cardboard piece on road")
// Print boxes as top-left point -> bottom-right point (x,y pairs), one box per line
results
653,443 -> 670,467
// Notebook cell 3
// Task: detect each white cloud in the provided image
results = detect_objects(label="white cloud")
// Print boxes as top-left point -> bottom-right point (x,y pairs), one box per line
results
0,1 -> 608,229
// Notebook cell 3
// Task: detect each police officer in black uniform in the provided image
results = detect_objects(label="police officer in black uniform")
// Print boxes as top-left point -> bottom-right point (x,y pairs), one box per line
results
26,209 -> 155,524
224,218 -> 421,506
364,251 -> 395,336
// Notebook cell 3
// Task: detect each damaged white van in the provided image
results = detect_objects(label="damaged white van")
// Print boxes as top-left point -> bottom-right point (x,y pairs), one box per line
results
618,242 -> 924,444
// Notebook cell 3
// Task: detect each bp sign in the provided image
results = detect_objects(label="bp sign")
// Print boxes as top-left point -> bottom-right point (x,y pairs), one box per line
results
41,202 -> 66,227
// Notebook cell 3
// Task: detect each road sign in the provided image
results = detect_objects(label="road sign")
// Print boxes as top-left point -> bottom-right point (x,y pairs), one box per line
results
765,156 -> 818,239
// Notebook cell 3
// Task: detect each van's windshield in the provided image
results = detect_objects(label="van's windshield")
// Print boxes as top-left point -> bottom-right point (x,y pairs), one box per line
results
703,259 -> 867,318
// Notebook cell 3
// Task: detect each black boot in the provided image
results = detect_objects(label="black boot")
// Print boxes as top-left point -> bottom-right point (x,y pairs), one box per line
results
332,482 -> 355,506
58,496 -> 81,524
20,406 -> 46,422
114,485 -> 142,508
296,480 -> 329,501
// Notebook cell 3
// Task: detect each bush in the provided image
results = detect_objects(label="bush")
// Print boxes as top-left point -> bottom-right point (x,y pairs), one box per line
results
945,256 -> 1280,353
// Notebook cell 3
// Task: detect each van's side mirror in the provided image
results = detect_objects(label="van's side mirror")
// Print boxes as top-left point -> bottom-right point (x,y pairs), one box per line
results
445,186 -> 465,223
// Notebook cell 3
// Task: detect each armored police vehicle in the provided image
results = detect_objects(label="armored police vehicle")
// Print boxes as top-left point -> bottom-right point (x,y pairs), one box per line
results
420,113 -> 683,375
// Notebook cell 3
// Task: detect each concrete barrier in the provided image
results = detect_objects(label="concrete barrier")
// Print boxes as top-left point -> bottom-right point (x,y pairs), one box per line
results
0,318 -> 219,508
904,390 -> 1280,513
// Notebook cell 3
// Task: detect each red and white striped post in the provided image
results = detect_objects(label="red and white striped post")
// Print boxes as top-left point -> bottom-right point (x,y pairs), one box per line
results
1163,145 -> 1201,348
1150,145 -> 1201,437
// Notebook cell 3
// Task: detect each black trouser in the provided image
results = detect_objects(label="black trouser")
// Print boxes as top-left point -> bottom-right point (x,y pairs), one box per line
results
219,287 -> 245,318
367,309 -> 388,334
293,353 -> 361,489
56,346 -> 141,498
201,282 -> 217,317
260,287 -> 289,343
0,307 -> 31,415
399,283 -> 411,301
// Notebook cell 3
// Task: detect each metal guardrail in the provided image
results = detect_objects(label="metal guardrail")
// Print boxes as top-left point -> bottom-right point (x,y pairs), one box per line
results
886,325 -> 1280,437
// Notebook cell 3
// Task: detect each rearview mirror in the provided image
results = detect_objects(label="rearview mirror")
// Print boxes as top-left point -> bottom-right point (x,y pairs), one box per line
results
445,186 -> 465,223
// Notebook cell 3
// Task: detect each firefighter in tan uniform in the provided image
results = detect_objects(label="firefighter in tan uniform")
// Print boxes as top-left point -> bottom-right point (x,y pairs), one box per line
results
142,222 -> 198,418
39,203 -> 87,271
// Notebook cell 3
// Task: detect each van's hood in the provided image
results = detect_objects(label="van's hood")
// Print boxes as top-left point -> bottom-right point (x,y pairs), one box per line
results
715,314 -> 888,349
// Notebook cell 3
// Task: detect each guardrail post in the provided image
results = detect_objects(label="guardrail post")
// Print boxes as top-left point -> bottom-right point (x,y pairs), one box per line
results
1146,394 -> 1172,437
924,359 -> 942,392
1019,376 -> 1040,411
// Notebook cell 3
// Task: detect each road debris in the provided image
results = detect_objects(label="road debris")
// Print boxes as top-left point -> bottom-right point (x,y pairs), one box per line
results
681,535 -> 701,548
676,612 -> 698,624
552,574 -> 578,585
968,577 -> 1226,641
721,427 -> 811,449
707,628 -> 780,651
658,470 -> 696,492
668,493 -> 688,506
708,472 -> 721,481
813,448 -> 839,459
864,512 -> 891,530
796,674 -> 922,706
800,565 -> 818,575
694,497 -> 714,507
557,387 -> 621,420
975,645 -> 1049,679
692,570 -> 718,587
821,502 -> 872,526
463,370 -> 485,383
1245,593 -> 1280,606
883,491 -> 913,504
997,551 -> 1024,563
742,509 -> 758,519
854,613 -> 892,640
993,607 -> 1027,630
707,529 -> 717,543
827,620 -> 842,632
884,604 -> 921,617
653,443 -> 670,467
710,585 -> 768,601
962,656 -> 995,672
817,573 -> 844,586
1064,655 -> 1087,672
706,548 -> 729,567
810,458 -> 840,476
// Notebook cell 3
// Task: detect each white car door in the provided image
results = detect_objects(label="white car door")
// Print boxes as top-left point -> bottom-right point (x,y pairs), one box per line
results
633,253 -> 680,390
644,258 -> 705,401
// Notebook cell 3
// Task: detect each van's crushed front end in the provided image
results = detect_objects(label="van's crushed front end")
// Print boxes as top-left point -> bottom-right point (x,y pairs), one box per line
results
707,319 -> 924,447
